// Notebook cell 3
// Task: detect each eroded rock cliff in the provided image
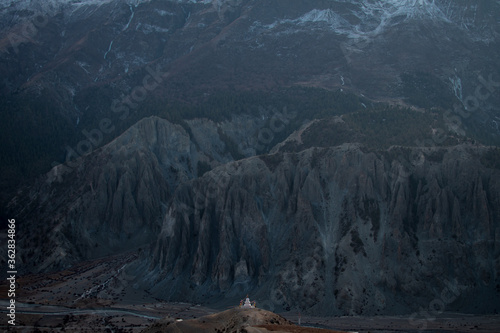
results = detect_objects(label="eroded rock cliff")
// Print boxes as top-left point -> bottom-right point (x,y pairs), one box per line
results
9,116 -> 242,272
149,144 -> 500,315
8,115 -> 500,315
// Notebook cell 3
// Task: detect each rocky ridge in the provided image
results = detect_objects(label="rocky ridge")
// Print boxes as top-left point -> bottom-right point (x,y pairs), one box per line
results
147,141 -> 500,315
6,114 -> 500,315
7,113 -> 296,272
9,116 -> 237,271
1,0 -> 499,217
1,0 -> 500,320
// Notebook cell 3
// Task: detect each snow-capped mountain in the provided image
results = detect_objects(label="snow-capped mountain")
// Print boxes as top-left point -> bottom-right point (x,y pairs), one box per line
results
247,0 -> 498,43
0,0 -> 493,31
0,0 -> 498,189
254,0 -> 451,39
1,0 -> 500,318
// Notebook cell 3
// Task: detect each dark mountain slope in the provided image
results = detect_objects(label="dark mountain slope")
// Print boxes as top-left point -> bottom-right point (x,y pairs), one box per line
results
147,143 -> 500,315
5,112 -> 500,315
1,0 -> 500,317
1,0 -> 499,200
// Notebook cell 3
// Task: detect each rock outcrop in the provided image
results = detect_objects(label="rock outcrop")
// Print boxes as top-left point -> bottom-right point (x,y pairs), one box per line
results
7,114 -> 500,315
1,0 -> 499,199
149,143 -> 500,315
9,116 -> 244,272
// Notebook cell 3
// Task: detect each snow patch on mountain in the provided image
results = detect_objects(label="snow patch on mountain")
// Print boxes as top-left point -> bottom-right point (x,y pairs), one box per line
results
103,40 -> 114,59
174,0 -> 212,3
358,0 -> 450,23
0,0 -> 151,18
449,75 -> 463,102
297,9 -> 348,27
250,0 -> 454,40
123,4 -> 135,31
298,9 -> 338,24
0,0 -> 112,12
136,23 -> 170,34
155,9 -> 175,17
349,0 -> 451,37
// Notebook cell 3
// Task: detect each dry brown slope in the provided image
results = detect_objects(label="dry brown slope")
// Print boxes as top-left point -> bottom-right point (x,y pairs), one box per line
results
141,307 -> 344,333
255,324 -> 345,333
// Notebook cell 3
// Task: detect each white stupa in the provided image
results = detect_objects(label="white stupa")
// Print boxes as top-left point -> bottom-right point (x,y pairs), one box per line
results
240,295 -> 255,308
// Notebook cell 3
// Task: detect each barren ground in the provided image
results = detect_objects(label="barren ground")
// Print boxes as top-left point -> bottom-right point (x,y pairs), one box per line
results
0,253 -> 498,332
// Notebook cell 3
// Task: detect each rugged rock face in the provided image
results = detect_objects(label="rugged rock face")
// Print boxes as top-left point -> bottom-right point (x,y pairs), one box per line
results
9,116 -> 244,272
2,0 -> 499,318
7,113 -> 500,314
8,112 -> 303,272
8,117 -> 182,271
149,143 -> 500,315
1,0 -> 499,195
